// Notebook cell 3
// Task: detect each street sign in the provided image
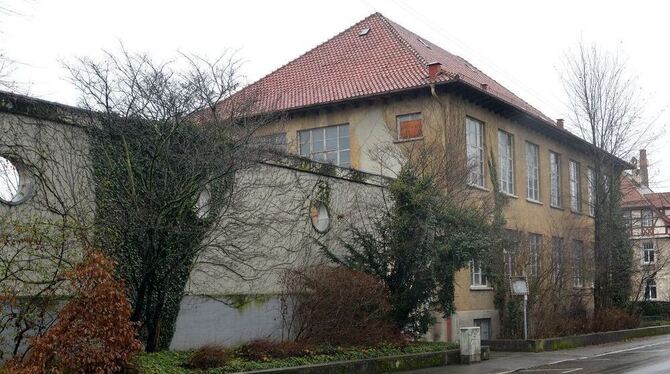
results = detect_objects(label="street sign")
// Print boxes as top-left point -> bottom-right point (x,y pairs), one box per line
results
510,277 -> 529,295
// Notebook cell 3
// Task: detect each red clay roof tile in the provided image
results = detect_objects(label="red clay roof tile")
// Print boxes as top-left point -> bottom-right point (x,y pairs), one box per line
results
219,12 -> 552,123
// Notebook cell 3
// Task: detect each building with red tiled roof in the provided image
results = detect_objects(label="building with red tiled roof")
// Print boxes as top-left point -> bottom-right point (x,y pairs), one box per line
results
223,13 -> 633,341
622,150 -> 670,302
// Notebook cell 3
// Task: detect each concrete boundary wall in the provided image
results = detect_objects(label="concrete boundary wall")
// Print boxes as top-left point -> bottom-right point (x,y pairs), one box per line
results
483,325 -> 670,352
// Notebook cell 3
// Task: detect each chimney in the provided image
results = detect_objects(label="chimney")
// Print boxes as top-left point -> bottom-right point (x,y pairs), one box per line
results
428,62 -> 441,80
556,118 -> 564,129
639,149 -> 649,186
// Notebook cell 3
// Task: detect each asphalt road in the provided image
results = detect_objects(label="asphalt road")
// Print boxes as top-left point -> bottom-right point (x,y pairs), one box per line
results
513,338 -> 670,374
405,335 -> 670,374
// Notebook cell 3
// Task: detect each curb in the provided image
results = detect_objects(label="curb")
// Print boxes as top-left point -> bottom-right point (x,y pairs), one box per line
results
483,324 -> 670,352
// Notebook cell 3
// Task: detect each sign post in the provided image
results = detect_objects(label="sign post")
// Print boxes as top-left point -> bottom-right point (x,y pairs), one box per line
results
510,277 -> 529,340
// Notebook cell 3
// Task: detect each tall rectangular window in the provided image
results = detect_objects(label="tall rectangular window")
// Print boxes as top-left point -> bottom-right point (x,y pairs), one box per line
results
643,242 -> 655,264
466,117 -> 485,187
526,142 -> 540,201
528,233 -> 542,277
587,167 -> 595,216
551,236 -> 563,284
397,113 -> 423,141
470,260 -> 488,287
641,209 -> 653,227
550,151 -> 561,207
645,279 -> 657,300
498,130 -> 514,195
569,160 -> 582,213
573,240 -> 584,288
299,124 -> 350,167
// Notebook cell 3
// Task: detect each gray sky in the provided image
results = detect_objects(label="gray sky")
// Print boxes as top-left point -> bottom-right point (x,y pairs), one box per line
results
3,0 -> 669,188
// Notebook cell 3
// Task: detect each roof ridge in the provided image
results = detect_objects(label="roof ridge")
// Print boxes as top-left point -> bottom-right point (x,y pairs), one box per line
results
235,13 -> 382,100
375,13 -> 429,67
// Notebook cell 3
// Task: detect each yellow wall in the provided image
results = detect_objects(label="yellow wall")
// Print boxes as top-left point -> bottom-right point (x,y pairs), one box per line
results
261,90 -> 595,315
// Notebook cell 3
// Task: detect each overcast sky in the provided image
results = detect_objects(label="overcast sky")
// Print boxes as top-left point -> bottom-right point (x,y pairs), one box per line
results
3,0 -> 669,188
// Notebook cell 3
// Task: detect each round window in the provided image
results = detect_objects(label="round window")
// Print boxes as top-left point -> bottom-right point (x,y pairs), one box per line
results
0,156 -> 29,205
310,201 -> 331,233
194,187 -> 211,218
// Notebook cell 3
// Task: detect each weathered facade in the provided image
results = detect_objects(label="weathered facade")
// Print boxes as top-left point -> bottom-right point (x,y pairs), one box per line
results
223,12 -> 628,341
0,91 -> 387,352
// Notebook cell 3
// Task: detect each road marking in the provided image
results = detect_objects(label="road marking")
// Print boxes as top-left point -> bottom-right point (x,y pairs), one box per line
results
562,369 -> 583,373
518,369 -> 582,373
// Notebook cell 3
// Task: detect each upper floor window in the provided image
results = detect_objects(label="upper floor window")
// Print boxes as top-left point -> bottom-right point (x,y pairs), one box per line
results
550,151 -> 561,208
528,233 -> 542,277
643,241 -> 655,264
569,160 -> 582,213
466,117 -> 485,187
299,124 -> 350,167
587,167 -> 595,216
525,142 -> 540,202
641,209 -> 653,227
396,113 -> 423,141
471,260 -> 488,287
498,130 -> 514,195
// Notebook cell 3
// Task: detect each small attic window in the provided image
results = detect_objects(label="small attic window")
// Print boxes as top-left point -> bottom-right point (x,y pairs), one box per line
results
358,28 -> 370,36
418,38 -> 431,49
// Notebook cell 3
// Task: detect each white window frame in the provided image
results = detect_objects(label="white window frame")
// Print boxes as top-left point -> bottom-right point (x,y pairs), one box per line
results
528,233 -> 541,277
466,117 -> 485,188
573,240 -> 584,288
643,241 -> 655,264
587,167 -> 595,216
641,209 -> 653,227
470,260 -> 488,288
525,142 -> 540,202
498,130 -> 515,195
551,236 -> 563,284
645,279 -> 658,300
298,124 -> 350,167
569,160 -> 582,213
550,151 -> 561,208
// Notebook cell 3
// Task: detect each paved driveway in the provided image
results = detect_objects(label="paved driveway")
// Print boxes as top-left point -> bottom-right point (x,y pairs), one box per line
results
404,334 -> 670,374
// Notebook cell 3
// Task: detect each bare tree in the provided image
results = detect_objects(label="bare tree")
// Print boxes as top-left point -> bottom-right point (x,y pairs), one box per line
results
562,41 -> 650,312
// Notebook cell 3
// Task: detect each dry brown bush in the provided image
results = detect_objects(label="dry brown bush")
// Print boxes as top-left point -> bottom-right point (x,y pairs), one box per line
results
184,345 -> 233,370
3,250 -> 141,374
284,266 -> 401,346
236,340 -> 313,361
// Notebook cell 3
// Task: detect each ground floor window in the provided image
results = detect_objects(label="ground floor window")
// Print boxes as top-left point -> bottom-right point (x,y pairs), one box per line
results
645,279 -> 657,300
474,318 -> 491,340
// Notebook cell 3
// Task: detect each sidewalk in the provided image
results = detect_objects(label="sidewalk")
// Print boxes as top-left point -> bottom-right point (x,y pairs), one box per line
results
403,334 -> 670,374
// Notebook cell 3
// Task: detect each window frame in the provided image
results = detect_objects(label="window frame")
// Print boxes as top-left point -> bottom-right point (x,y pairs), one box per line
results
396,112 -> 423,141
569,160 -> 582,213
643,241 -> 655,264
528,233 -> 542,277
549,151 -> 562,208
645,278 -> 658,300
573,240 -> 584,288
497,130 -> 515,195
587,167 -> 595,216
470,260 -> 489,288
525,141 -> 540,202
466,117 -> 485,188
298,124 -> 351,167
641,209 -> 653,228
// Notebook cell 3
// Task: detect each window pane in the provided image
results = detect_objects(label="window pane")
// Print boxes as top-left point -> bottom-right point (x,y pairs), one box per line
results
339,150 -> 350,167
299,131 -> 310,156
312,129 -> 324,152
